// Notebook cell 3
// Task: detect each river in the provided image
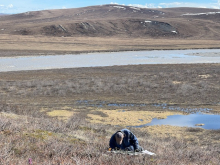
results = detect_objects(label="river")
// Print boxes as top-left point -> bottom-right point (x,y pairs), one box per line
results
0,49 -> 220,72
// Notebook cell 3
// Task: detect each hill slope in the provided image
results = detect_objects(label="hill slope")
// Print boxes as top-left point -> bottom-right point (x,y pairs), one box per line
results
0,4 -> 220,39
0,13 -> 8,16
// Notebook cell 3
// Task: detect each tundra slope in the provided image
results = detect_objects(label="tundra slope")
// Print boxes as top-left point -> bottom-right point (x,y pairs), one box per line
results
0,4 -> 220,39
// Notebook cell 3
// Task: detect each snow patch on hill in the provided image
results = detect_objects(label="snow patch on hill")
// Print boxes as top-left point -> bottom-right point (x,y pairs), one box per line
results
129,6 -> 141,10
182,11 -> 220,16
113,6 -> 126,10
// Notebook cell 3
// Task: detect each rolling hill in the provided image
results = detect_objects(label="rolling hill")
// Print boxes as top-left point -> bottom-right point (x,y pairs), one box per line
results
0,4 -> 220,39
0,13 -> 8,16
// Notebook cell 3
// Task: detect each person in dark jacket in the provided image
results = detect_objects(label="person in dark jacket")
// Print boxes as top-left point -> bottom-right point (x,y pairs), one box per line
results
109,129 -> 143,152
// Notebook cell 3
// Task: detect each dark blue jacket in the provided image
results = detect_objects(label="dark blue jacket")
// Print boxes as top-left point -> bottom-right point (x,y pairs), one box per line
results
109,129 -> 139,151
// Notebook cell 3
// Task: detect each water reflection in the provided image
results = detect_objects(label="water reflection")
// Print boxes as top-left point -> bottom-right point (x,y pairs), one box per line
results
76,100 -> 147,107
133,113 -> 220,130
152,103 -> 212,113
107,103 -> 146,107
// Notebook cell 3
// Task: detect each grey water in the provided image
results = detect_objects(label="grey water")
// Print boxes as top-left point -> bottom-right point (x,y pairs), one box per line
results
0,49 -> 220,72
76,100 -> 213,114
134,113 -> 220,130
152,103 -> 212,113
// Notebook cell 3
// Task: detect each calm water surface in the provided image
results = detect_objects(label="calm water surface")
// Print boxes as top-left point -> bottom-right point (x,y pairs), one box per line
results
0,49 -> 220,72
76,100 -> 220,130
134,113 -> 220,130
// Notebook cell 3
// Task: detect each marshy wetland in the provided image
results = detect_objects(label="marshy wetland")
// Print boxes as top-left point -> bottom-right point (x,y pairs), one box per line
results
0,62 -> 220,164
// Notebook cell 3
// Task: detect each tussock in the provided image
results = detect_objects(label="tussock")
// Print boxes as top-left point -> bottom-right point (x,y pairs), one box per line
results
0,105 -> 220,164
0,63 -> 219,164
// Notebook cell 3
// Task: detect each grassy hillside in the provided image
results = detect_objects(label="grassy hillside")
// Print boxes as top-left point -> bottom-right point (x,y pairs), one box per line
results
0,5 -> 220,39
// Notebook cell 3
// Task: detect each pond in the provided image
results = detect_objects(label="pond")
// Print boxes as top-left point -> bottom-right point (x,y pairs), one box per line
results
0,49 -> 220,72
76,100 -> 213,114
133,113 -> 220,130
76,100 -> 219,130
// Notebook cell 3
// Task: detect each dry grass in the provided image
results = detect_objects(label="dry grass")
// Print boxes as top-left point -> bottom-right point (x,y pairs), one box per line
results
1,5 -> 220,40
0,103 -> 220,164
0,34 -> 220,57
88,109 -> 181,126
0,63 -> 220,164
0,63 -> 219,105
46,110 -> 74,120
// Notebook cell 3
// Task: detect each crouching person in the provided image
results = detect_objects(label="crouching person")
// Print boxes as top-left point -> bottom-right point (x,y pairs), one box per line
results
109,129 -> 143,152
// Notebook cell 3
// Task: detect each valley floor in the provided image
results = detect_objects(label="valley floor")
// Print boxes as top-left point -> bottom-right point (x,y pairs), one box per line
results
0,63 -> 220,164
1,35 -> 220,57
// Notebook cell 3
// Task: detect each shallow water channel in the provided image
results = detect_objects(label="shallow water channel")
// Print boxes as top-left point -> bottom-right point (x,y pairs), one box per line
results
0,49 -> 220,72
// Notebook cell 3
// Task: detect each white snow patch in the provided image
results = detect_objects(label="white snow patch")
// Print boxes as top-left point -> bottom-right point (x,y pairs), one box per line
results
182,12 -> 220,16
130,6 -> 141,10
113,6 -> 126,10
